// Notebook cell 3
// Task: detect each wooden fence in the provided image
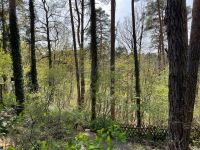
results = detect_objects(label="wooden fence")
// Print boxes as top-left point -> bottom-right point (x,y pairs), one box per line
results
120,124 -> 200,142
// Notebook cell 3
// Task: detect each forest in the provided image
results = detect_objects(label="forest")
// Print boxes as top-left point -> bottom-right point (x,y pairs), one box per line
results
0,0 -> 200,149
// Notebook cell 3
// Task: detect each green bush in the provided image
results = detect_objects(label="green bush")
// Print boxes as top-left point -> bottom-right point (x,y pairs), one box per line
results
66,125 -> 126,150
90,117 -> 115,132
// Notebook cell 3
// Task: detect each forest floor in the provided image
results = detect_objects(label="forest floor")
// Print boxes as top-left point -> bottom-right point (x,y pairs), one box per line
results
0,132 -> 200,150
83,130 -> 200,150
83,130 -> 167,150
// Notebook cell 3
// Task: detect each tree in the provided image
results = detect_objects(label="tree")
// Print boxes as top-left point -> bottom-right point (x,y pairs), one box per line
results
69,0 -> 81,107
110,0 -> 116,120
184,0 -> 200,149
145,0 -> 166,70
96,8 -> 110,48
90,0 -> 98,121
29,0 -> 38,92
87,7 -> 110,49
166,0 -> 188,149
1,0 -> 8,52
132,0 -> 141,127
9,0 -> 25,114
80,0 -> 85,105
156,0 -> 165,68
74,0 -> 86,106
41,0 -> 52,70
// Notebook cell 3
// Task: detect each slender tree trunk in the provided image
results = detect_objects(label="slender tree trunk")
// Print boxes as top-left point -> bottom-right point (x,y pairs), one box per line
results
166,0 -> 188,149
90,0 -> 98,121
80,0 -> 85,105
1,0 -> 7,52
184,1 -> 200,149
29,0 -> 38,92
74,0 -> 81,47
42,0 -> 52,70
138,21 -> 144,63
158,45 -> 161,71
9,0 -> 25,114
69,0 -> 81,107
156,0 -> 165,68
110,0 -> 116,121
132,0 -> 141,127
46,14 -> 52,69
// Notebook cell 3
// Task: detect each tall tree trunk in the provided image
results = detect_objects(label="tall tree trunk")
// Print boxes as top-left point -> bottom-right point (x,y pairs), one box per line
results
158,45 -> 161,71
132,0 -> 141,127
29,0 -> 38,92
69,0 -> 81,107
46,13 -> 52,69
90,0 -> 98,121
184,1 -> 200,149
80,0 -> 85,105
110,0 -> 116,120
1,0 -> 7,52
42,0 -> 52,70
9,0 -> 25,114
166,0 -> 188,149
156,0 -> 165,69
74,0 -> 81,47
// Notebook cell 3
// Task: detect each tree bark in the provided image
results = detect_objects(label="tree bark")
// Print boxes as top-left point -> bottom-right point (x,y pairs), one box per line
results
184,0 -> 200,149
42,0 -> 52,70
80,0 -> 85,105
132,0 -> 141,127
69,0 -> 81,107
166,0 -> 188,149
9,0 -> 25,114
74,0 -> 81,47
90,0 -> 98,121
29,0 -> 38,92
110,0 -> 116,121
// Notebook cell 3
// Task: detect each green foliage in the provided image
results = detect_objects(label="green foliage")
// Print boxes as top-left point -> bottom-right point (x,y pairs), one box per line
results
7,92 -> 90,149
0,106 -> 17,136
0,49 -> 11,78
66,125 -> 126,150
90,117 -> 115,131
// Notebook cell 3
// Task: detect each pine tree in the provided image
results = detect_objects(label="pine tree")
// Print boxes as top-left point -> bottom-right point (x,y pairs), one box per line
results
110,0 -> 116,120
166,0 -> 188,149
9,0 -> 25,114
69,0 -> 81,107
29,0 -> 38,92
132,0 -> 141,127
90,0 -> 98,121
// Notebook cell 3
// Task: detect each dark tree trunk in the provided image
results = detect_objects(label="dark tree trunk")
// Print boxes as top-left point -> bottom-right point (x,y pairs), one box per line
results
184,0 -> 200,149
132,0 -> 141,127
69,0 -> 81,107
1,0 -> 7,52
9,0 -> 25,114
110,0 -> 116,121
90,0 -> 98,121
29,0 -> 38,92
45,12 -> 52,69
42,0 -> 52,69
74,0 -> 81,47
80,0 -> 85,105
166,0 -> 188,149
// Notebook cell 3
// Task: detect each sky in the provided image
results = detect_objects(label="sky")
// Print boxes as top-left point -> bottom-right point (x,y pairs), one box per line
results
98,0 -> 193,53
99,0 -> 193,22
